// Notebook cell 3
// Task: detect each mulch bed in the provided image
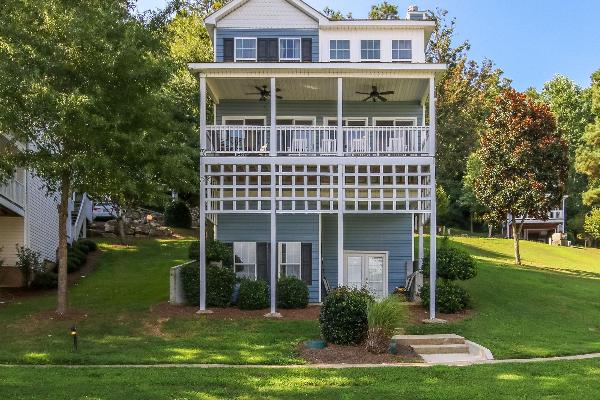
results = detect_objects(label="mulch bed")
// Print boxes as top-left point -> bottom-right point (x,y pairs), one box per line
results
151,302 -> 321,320
299,342 -> 421,364
0,249 -> 101,305
408,302 -> 474,324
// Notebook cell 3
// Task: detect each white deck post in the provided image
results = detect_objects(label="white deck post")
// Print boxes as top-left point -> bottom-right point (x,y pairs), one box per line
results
197,74 -> 211,314
337,77 -> 343,156
418,213 -> 424,271
337,167 -> 344,287
428,75 -> 438,321
270,77 -> 277,156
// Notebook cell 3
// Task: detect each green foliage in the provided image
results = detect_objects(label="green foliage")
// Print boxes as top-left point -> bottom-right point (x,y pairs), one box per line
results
420,280 -> 470,314
576,70 -> 600,207
76,239 -> 98,253
277,277 -> 309,309
322,6 -> 352,20
368,1 -> 399,20
583,208 -> 600,240
436,185 -> 450,219
424,242 -> 477,281
188,240 -> 233,266
164,201 -> 192,228
15,247 -> 42,288
319,287 -> 373,345
180,262 -> 236,307
68,247 -> 87,267
30,271 -> 58,290
238,279 -> 270,310
365,296 -> 403,354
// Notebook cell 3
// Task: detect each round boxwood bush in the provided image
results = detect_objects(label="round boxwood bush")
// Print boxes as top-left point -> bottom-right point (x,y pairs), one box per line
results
78,239 -> 98,252
238,279 -> 269,310
419,280 -> 471,314
67,247 -> 87,267
277,277 -> 309,309
31,271 -> 58,289
188,240 -> 233,266
165,201 -> 192,229
181,262 -> 236,307
319,287 -> 373,345
423,243 -> 477,281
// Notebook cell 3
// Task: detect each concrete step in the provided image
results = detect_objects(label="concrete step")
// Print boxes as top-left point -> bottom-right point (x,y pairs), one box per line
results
411,343 -> 470,355
393,334 -> 465,346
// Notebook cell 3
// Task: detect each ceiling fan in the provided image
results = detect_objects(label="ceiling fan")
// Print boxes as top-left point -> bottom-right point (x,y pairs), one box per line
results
356,86 -> 395,102
245,85 -> 282,101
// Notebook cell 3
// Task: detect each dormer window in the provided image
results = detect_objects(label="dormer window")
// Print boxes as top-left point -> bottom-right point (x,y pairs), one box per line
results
361,40 -> 380,61
392,40 -> 412,61
330,40 -> 350,61
235,38 -> 257,61
279,38 -> 301,61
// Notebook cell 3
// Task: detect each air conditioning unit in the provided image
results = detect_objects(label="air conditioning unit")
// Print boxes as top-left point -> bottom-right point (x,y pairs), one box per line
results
406,6 -> 427,21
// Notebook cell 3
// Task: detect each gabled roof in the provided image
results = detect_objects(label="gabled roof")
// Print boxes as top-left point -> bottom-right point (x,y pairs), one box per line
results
204,0 -> 329,27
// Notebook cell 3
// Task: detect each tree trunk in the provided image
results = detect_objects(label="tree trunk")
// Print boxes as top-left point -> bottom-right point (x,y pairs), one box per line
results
512,222 -> 521,265
470,212 -> 474,233
488,224 -> 493,238
117,216 -> 126,245
56,177 -> 71,315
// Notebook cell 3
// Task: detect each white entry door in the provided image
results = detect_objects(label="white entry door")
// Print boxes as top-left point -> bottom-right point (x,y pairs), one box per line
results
344,252 -> 388,299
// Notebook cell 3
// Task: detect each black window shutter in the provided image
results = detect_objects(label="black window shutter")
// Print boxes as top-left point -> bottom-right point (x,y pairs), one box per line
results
223,38 -> 234,62
256,242 -> 271,282
268,38 -> 278,62
301,38 -> 312,62
257,39 -> 268,62
301,243 -> 312,285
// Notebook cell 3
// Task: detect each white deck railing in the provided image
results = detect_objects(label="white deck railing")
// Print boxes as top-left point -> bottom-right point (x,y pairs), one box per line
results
0,178 -> 25,208
205,125 -> 430,156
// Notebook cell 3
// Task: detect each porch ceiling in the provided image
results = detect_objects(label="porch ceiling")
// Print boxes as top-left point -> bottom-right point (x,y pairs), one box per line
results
208,77 -> 429,103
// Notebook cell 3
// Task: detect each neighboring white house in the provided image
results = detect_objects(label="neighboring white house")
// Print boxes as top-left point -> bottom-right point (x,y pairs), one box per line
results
191,0 -> 445,318
0,137 -> 92,287
506,208 -> 566,243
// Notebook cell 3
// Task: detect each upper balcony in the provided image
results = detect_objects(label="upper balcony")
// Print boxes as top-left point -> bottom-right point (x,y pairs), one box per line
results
0,171 -> 25,215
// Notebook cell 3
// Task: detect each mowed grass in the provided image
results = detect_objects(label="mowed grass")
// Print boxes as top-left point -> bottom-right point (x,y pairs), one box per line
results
1,359 -> 600,399
408,236 -> 600,358
0,236 -> 318,365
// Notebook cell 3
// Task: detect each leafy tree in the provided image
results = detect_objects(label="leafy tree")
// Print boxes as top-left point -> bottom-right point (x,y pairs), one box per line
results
436,185 -> 450,221
583,208 -> 600,244
323,7 -> 352,21
576,69 -> 600,207
0,0 -> 176,314
459,153 -> 488,233
368,2 -> 399,20
473,88 -> 568,264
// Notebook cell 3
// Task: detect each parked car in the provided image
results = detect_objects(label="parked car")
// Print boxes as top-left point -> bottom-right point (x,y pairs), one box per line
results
92,203 -> 117,220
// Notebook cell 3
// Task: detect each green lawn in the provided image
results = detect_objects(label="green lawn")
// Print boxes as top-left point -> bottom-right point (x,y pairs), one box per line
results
408,236 -> 600,358
1,359 -> 599,399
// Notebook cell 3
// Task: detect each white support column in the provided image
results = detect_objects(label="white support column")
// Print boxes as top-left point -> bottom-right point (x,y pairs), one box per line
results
418,214 -> 424,271
266,160 -> 281,318
427,75 -> 439,322
336,77 -> 343,156
337,167 -> 344,287
270,77 -> 277,156
197,74 -> 211,314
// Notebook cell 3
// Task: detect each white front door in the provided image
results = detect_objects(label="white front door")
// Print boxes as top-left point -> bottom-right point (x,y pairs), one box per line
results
344,251 -> 388,299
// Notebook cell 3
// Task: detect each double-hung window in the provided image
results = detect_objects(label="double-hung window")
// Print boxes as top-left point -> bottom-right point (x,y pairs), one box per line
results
279,38 -> 301,61
278,242 -> 301,279
330,40 -> 350,60
361,40 -> 380,61
234,242 -> 257,279
235,38 -> 257,61
392,40 -> 412,61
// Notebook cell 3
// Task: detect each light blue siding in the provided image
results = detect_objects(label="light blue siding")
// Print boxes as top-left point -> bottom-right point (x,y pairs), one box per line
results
217,100 -> 424,125
216,214 -> 320,302
322,214 -> 413,294
215,29 -> 319,62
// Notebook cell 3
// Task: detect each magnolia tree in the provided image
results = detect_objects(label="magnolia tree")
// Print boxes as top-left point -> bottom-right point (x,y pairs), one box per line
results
473,88 -> 568,264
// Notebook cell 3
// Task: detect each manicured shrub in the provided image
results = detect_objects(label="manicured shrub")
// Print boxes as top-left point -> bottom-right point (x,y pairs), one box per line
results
30,271 -> 58,289
238,279 -> 269,310
15,246 -> 43,288
319,287 -> 373,345
423,241 -> 477,281
419,280 -> 471,314
165,200 -> 192,229
77,239 -> 98,252
277,277 -> 309,309
180,262 -> 236,307
67,258 -> 80,273
365,296 -> 404,354
188,240 -> 233,266
68,246 -> 87,267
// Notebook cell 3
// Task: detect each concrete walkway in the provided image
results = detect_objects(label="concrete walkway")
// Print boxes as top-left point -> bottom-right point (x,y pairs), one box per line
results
1,352 -> 599,369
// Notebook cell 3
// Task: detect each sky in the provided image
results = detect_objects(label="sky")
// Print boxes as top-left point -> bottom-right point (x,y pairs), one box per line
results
136,0 -> 600,91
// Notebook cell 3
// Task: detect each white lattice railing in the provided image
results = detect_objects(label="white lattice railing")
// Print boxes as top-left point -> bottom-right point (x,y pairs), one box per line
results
0,178 -> 25,208
205,125 -> 430,156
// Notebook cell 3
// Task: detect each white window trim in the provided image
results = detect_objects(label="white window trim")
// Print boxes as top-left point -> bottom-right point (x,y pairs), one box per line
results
324,117 -> 369,126
222,116 -> 267,125
372,117 -> 418,126
233,241 -> 257,280
343,250 -> 388,299
278,242 -> 302,279
329,39 -> 351,61
360,40 -> 381,61
276,116 -> 317,125
279,37 -> 302,61
391,40 -> 412,62
234,37 -> 257,62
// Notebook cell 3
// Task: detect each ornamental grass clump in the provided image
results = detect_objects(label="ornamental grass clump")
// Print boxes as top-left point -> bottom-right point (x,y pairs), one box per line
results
365,296 -> 404,354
